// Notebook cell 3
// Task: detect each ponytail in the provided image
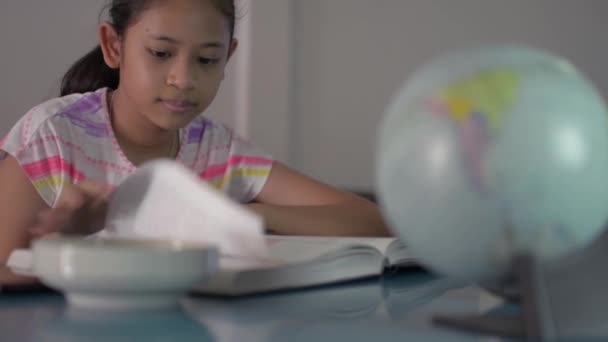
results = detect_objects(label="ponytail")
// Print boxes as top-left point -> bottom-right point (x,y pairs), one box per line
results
60,46 -> 119,96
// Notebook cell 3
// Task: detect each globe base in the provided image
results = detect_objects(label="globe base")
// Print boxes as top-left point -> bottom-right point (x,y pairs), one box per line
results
433,226 -> 608,340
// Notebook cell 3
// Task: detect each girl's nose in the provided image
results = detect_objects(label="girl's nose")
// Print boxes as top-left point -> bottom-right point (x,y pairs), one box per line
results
166,58 -> 197,90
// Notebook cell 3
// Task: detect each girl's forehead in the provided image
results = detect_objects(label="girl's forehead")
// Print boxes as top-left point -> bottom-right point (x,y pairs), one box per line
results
132,0 -> 230,41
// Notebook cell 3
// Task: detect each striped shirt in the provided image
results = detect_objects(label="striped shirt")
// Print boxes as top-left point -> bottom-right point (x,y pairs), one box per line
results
0,88 -> 273,207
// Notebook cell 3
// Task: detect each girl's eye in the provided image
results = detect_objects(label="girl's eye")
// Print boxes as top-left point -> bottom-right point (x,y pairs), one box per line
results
199,57 -> 220,65
149,49 -> 171,59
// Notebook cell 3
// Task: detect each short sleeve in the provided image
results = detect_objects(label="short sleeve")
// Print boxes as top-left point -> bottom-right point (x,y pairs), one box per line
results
1,113 -> 81,207
225,135 -> 274,202
197,122 -> 274,203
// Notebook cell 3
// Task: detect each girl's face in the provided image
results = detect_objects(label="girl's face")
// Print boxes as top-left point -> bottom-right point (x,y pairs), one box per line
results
116,0 -> 236,131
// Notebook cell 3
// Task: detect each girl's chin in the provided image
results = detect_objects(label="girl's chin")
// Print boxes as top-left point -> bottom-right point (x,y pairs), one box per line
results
150,115 -> 195,131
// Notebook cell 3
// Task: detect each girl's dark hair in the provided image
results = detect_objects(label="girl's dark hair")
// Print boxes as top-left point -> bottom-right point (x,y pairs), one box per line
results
60,0 -> 236,96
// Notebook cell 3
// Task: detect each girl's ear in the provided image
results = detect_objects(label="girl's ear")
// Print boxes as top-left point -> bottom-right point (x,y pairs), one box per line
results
99,22 -> 122,69
226,38 -> 239,62
221,38 -> 238,81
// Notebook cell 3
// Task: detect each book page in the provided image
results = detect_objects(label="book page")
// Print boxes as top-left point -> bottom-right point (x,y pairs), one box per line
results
265,235 -> 396,263
384,239 -> 416,267
213,236 -> 395,274
6,249 -> 34,276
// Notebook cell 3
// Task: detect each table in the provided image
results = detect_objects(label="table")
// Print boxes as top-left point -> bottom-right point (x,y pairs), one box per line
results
0,270 -> 514,341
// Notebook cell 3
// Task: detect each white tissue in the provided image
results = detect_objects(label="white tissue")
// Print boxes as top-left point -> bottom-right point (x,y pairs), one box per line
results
104,159 -> 269,259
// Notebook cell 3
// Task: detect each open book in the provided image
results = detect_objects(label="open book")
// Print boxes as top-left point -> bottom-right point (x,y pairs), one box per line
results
6,235 -> 416,296
195,235 -> 416,296
5,161 -> 418,296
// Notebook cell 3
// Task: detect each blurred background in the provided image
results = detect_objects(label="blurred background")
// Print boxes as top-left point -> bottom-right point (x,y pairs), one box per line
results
1,0 -> 607,194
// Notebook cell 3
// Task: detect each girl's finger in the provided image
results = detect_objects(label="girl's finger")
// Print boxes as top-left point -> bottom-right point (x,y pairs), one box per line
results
30,209 -> 73,235
55,184 -> 88,210
77,180 -> 114,199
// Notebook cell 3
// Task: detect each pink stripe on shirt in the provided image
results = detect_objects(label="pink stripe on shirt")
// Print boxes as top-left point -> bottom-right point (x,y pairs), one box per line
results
22,155 -> 86,182
200,155 -> 272,180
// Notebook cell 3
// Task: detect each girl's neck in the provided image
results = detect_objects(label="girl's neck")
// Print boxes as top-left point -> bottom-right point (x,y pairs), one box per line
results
108,89 -> 179,164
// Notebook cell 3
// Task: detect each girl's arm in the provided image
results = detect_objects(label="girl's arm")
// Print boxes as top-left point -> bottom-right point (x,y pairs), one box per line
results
0,155 -> 111,265
248,162 -> 391,237
0,155 -> 47,264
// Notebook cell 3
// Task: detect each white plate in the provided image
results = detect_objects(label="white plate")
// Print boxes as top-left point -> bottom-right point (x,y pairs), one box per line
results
30,237 -> 218,310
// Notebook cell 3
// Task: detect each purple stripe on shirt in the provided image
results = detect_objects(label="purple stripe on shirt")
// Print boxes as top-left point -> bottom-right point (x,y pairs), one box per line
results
187,121 -> 208,144
58,92 -> 109,138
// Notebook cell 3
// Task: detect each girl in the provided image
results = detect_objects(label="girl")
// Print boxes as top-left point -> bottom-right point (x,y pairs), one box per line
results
0,0 -> 389,263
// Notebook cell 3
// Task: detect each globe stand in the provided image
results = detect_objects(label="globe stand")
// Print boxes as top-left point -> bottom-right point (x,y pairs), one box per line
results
433,227 -> 608,341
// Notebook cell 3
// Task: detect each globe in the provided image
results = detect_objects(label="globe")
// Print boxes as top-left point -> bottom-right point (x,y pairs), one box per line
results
376,46 -> 608,281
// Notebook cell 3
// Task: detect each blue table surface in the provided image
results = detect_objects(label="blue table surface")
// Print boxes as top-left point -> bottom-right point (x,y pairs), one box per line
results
0,270 -> 519,342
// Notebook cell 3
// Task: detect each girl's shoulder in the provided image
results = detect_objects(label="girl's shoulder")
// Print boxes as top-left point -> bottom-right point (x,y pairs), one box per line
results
183,115 -> 269,158
182,114 -> 273,203
181,114 -> 271,160
10,88 -> 108,144
182,114 -> 237,145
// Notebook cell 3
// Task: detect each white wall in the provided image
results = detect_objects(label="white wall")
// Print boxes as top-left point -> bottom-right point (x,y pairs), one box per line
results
283,0 -> 608,191
0,1 -> 102,133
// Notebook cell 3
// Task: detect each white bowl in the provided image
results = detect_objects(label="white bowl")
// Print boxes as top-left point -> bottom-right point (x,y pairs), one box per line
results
32,237 -> 218,310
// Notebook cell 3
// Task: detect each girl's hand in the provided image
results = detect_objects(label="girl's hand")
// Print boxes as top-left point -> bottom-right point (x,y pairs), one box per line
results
29,180 -> 113,237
